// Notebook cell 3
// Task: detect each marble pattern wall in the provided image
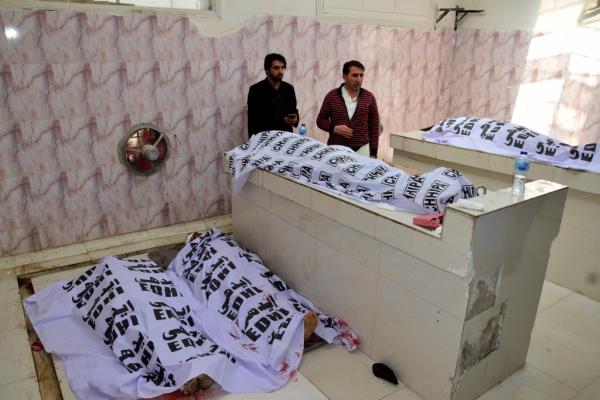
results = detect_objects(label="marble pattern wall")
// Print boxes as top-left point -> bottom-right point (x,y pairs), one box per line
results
0,9 -> 454,256
450,27 -> 600,145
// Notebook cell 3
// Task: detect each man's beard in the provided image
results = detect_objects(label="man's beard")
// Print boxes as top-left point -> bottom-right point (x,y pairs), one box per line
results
269,73 -> 284,82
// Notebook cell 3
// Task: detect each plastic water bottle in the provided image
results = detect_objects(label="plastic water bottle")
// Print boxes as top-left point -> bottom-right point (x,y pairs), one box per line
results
511,151 -> 530,199
299,123 -> 307,136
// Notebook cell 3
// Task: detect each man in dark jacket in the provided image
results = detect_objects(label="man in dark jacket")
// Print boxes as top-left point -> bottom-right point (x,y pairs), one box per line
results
316,60 -> 380,158
247,53 -> 299,138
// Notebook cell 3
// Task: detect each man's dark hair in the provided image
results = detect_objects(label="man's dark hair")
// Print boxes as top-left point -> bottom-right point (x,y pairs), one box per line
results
343,60 -> 365,75
264,53 -> 287,71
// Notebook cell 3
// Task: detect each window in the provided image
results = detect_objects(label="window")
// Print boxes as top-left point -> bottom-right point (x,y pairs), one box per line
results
5,0 -> 219,16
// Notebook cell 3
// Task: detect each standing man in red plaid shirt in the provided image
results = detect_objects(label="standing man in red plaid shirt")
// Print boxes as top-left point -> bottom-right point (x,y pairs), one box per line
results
316,60 -> 380,158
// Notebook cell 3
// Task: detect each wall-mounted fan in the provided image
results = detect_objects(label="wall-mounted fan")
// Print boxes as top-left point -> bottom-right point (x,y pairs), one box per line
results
118,123 -> 171,176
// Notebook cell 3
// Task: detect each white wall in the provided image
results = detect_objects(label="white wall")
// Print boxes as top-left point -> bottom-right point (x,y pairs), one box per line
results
194,0 -> 318,35
457,0 -> 593,31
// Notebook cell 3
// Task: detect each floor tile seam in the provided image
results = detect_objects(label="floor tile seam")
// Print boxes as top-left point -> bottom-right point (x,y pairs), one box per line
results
579,375 -> 600,399
294,369 -> 331,400
536,292 -> 576,316
378,387 -> 405,399
525,361 -> 584,394
0,376 -> 39,389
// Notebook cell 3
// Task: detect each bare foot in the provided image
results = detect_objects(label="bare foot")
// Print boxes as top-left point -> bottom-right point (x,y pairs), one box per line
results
303,311 -> 318,342
181,374 -> 214,395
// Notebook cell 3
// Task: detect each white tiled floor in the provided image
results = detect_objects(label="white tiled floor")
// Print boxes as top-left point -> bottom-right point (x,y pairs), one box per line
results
288,280 -> 600,400
21,273 -> 600,400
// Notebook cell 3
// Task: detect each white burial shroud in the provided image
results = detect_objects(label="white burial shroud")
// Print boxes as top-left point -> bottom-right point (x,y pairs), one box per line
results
225,131 -> 476,214
424,117 -> 600,173
24,229 -> 359,400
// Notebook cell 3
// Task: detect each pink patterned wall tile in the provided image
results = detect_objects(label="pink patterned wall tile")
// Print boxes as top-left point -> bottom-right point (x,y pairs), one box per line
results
472,30 -> 499,63
48,63 -> 91,119
359,24 -> 378,63
290,17 -> 318,61
392,97 -> 409,132
214,30 -> 242,61
267,16 -> 294,56
40,11 -> 84,64
151,15 -> 187,61
407,29 -> 428,66
91,113 -> 132,166
129,168 -> 169,208
439,28 -> 455,63
61,167 -> 103,220
422,63 -> 444,98
0,203 -> 30,232
492,30 -> 519,66
0,175 -> 31,214
80,13 -> 120,63
241,15 -> 271,61
25,171 -> 70,224
94,163 -> 136,215
581,113 -> 600,144
218,105 -> 246,151
14,119 -> 62,175
392,63 -> 410,97
406,63 -> 427,95
55,117 -> 96,172
454,30 -> 476,63
423,29 -> 443,66
405,96 -> 425,130
0,16 -> 9,63
393,28 -> 413,63
0,10 -> 44,65
368,62 -> 395,100
378,97 -> 395,135
184,35 -> 216,62
139,202 -> 173,230
189,107 -> 221,153
314,59 -> 342,101
103,207 -> 144,237
338,24 -> 363,61
2,63 -> 52,122
450,62 -> 475,99
156,60 -> 190,111
187,60 -> 219,109
123,61 -> 159,114
88,62 -> 126,117
116,14 -> 156,62
316,22 -> 343,61
0,227 -> 41,256
160,108 -> 193,159
288,59 -> 316,103
0,121 -> 20,180
36,214 -> 83,249
215,60 -> 247,107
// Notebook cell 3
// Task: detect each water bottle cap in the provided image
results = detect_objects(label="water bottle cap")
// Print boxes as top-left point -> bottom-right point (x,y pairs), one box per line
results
301,123 -> 306,126
520,151 -> 527,155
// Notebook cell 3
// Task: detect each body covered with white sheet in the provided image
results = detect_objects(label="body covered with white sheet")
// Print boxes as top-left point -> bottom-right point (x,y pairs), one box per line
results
424,117 -> 600,173
225,131 -> 475,214
24,229 -> 358,399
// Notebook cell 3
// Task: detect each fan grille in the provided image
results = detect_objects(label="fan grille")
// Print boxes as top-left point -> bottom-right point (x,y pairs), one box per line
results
118,123 -> 170,176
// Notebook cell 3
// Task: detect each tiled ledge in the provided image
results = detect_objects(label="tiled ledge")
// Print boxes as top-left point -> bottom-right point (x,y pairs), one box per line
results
390,131 -> 600,195
0,215 -> 232,277
236,169 -> 566,278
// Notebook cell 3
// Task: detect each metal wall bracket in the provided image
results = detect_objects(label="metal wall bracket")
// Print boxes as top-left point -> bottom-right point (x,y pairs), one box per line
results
436,6 -> 484,30
579,0 -> 600,24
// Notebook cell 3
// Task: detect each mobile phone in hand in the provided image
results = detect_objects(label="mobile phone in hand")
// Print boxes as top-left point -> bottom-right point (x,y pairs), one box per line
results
286,113 -> 296,118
